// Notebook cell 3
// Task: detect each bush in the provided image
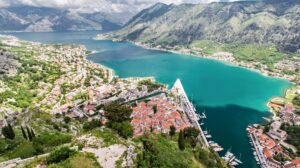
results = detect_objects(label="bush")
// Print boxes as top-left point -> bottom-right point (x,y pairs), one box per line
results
198,148 -> 225,168
183,127 -> 200,138
1,124 -> 15,140
10,142 -> 37,159
33,133 -> 72,150
108,121 -> 133,139
282,125 -> 300,153
83,119 -> 101,131
104,103 -> 132,122
46,147 -> 76,164
137,79 -> 164,92
63,117 -> 71,124
137,135 -> 190,168
169,125 -> 176,136
178,130 -> 185,151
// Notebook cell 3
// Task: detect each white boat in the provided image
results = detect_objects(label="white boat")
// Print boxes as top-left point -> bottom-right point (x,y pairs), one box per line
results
213,147 -> 224,152
222,150 -> 242,167
208,141 -> 215,144
205,134 -> 212,138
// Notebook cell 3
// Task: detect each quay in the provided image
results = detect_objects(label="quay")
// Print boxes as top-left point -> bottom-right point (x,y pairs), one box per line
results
247,126 -> 270,168
171,79 -> 209,147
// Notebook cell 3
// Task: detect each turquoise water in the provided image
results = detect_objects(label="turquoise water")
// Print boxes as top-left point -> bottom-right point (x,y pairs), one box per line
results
8,31 -> 291,168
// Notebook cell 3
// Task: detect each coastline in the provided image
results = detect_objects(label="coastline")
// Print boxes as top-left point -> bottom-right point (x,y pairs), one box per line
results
94,35 -> 296,83
94,35 -> 295,116
131,41 -> 294,82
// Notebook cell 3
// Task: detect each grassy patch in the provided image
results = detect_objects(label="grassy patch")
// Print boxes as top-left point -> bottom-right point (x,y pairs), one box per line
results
47,152 -> 100,168
190,40 -> 285,65
0,131 -> 72,161
136,134 -> 205,168
135,134 -> 229,168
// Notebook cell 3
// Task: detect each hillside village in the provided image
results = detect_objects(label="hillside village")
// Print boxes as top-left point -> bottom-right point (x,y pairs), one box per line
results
247,87 -> 300,168
0,35 -> 228,168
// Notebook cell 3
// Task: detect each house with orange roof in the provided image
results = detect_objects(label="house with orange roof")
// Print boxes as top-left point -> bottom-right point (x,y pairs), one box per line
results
130,94 -> 192,136
263,148 -> 273,158
292,157 -> 300,167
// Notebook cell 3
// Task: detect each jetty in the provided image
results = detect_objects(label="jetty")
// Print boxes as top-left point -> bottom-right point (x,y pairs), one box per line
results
171,79 -> 209,147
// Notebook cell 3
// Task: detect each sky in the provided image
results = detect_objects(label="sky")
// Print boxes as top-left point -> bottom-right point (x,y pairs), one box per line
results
0,0 -> 239,13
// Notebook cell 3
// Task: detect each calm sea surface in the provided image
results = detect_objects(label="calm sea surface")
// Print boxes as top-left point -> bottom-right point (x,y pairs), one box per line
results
7,31 -> 291,168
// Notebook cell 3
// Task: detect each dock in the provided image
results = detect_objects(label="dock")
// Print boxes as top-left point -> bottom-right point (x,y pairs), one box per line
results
246,126 -> 270,168
171,79 -> 209,147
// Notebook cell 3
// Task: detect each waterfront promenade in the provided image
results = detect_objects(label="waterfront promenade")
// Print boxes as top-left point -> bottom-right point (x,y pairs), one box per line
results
248,130 -> 269,168
171,79 -> 209,147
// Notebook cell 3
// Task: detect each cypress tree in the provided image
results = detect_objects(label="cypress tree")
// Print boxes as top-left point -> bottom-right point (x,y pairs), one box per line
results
169,125 -> 176,137
30,128 -> 35,138
2,126 -> 11,139
7,124 -> 15,140
26,126 -> 32,141
178,130 -> 185,151
21,126 -> 28,140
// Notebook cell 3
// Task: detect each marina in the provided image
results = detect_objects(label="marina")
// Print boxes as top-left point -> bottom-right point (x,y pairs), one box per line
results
171,79 -> 227,152
223,150 -> 243,167
171,79 -> 210,147
246,125 -> 273,168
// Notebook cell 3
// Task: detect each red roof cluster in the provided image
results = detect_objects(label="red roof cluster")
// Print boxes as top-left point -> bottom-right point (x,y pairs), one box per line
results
131,95 -> 191,136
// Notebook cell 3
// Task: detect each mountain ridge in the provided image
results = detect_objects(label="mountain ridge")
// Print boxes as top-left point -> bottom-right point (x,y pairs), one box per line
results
108,0 -> 300,53
0,5 -> 122,32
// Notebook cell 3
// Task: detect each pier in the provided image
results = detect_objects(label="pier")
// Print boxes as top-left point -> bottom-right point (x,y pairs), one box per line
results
171,79 -> 209,147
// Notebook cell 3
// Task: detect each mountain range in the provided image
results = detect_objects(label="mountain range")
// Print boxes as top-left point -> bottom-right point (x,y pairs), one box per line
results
109,0 -> 300,53
0,6 -> 123,32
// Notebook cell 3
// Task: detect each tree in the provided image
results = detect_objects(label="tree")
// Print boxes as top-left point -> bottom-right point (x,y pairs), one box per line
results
21,126 -> 28,140
183,127 -> 200,138
104,103 -> 132,122
26,126 -> 33,141
83,119 -> 101,131
169,125 -> 176,137
8,123 -> 15,140
63,116 -> 71,124
178,130 -> 185,151
2,124 -> 15,140
109,121 -> 133,139
46,147 -> 76,164
190,137 -> 197,149
152,105 -> 157,114
31,128 -> 36,138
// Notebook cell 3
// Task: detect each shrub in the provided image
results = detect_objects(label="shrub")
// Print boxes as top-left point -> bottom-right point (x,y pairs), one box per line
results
63,116 -> 71,124
83,119 -> 101,131
46,147 -> 76,164
1,124 -> 15,140
10,142 -> 37,159
104,103 -> 132,122
178,130 -> 185,151
183,127 -> 200,138
108,121 -> 133,139
169,125 -> 176,136
33,133 -> 72,150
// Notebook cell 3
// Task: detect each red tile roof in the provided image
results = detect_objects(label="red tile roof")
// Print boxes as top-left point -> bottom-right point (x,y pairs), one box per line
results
131,95 -> 191,136
292,157 -> 300,165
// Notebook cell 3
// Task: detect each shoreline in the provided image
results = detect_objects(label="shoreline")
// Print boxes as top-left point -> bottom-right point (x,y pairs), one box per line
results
94,35 -> 295,83
131,41 -> 294,83
94,35 -> 295,117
